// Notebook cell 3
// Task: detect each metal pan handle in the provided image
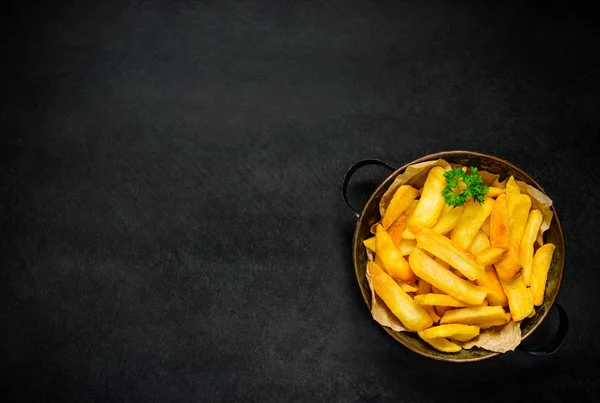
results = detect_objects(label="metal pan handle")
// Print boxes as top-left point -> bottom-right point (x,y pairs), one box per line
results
342,159 -> 396,218
519,303 -> 569,356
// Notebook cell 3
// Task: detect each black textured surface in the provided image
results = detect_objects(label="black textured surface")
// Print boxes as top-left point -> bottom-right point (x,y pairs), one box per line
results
1,1 -> 599,402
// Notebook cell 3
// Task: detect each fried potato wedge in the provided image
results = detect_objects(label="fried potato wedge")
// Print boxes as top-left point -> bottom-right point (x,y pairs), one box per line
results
500,275 -> 534,321
520,209 -> 544,286
439,306 -> 511,329
494,241 -> 522,281
487,186 -> 506,198
363,236 -> 377,253
369,262 -> 433,331
508,193 -> 532,245
469,230 -> 490,255
476,266 -> 508,307
417,279 -> 440,323
451,196 -> 495,250
418,336 -> 462,353
398,282 -> 419,293
480,215 -> 491,238
407,166 -> 447,234
387,214 -> 406,248
408,248 -> 488,305
419,324 -> 480,342
490,193 -> 509,248
398,238 -> 416,256
530,243 -> 555,306
414,293 -> 470,307
382,185 -> 419,229
475,246 -> 508,266
431,205 -> 465,235
416,229 -> 484,281
376,224 -> 416,282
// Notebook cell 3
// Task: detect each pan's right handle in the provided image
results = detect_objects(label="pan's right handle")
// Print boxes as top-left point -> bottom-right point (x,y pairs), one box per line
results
342,159 -> 396,219
519,303 -> 569,356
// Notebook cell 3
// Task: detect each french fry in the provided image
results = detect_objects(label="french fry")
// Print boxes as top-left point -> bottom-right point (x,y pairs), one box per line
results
480,215 -> 491,238
439,306 -> 511,329
476,266 -> 508,306
408,248 -> 488,305
416,229 -> 484,281
494,193 -> 531,281
369,262 -> 433,331
398,281 -> 419,293
417,279 -> 440,323
494,244 -> 522,281
431,205 -> 465,235
419,336 -> 462,353
398,238 -> 417,256
407,166 -> 447,234
387,214 -> 405,248
363,236 -> 377,253
475,246 -> 508,266
505,176 -> 521,206
500,275 -> 534,321
376,224 -> 416,282
487,186 -> 506,198
520,209 -> 544,286
382,185 -> 419,229
508,194 -> 532,245
414,294 -> 470,307
530,243 -> 555,306
490,194 -> 509,249
451,196 -> 495,250
401,199 -> 421,239
469,231 -> 490,255
418,324 -> 480,342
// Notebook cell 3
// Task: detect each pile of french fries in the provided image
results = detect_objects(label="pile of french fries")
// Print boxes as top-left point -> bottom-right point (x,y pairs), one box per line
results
363,165 -> 555,353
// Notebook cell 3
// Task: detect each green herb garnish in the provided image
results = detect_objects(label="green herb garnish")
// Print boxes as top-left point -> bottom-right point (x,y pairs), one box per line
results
442,167 -> 489,207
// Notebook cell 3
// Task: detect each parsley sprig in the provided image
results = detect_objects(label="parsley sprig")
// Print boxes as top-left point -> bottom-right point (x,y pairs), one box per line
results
442,167 -> 489,207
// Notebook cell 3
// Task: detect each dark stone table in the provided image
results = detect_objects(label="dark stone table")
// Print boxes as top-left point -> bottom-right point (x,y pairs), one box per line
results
2,1 -> 599,401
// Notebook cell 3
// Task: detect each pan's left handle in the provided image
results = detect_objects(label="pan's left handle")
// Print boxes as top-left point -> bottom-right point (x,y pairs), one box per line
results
342,159 -> 396,218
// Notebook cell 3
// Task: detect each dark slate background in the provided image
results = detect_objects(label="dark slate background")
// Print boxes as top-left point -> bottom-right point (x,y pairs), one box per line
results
1,0 -> 599,402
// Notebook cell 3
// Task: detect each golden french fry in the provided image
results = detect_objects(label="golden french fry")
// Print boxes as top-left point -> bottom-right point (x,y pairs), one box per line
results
402,199 -> 420,239
419,336 -> 462,353
376,224 -> 416,282
451,196 -> 495,250
520,209 -> 544,286
490,193 -> 509,249
528,308 -> 536,319
382,185 -> 419,229
530,243 -> 555,306
500,275 -> 534,321
387,214 -> 406,248
417,279 -> 440,323
475,246 -> 508,266
408,248 -> 488,305
418,324 -> 480,342
398,281 -> 419,293
469,230 -> 490,255
398,238 -> 416,256
439,306 -> 511,329
505,176 -> 521,204
476,266 -> 508,306
432,205 -> 465,235
508,193 -> 532,245
414,294 -> 470,307
369,262 -> 433,331
494,243 -> 522,281
487,186 -> 505,198
363,237 -> 377,253
416,229 -> 484,281
480,215 -> 491,238
407,166 -> 447,234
